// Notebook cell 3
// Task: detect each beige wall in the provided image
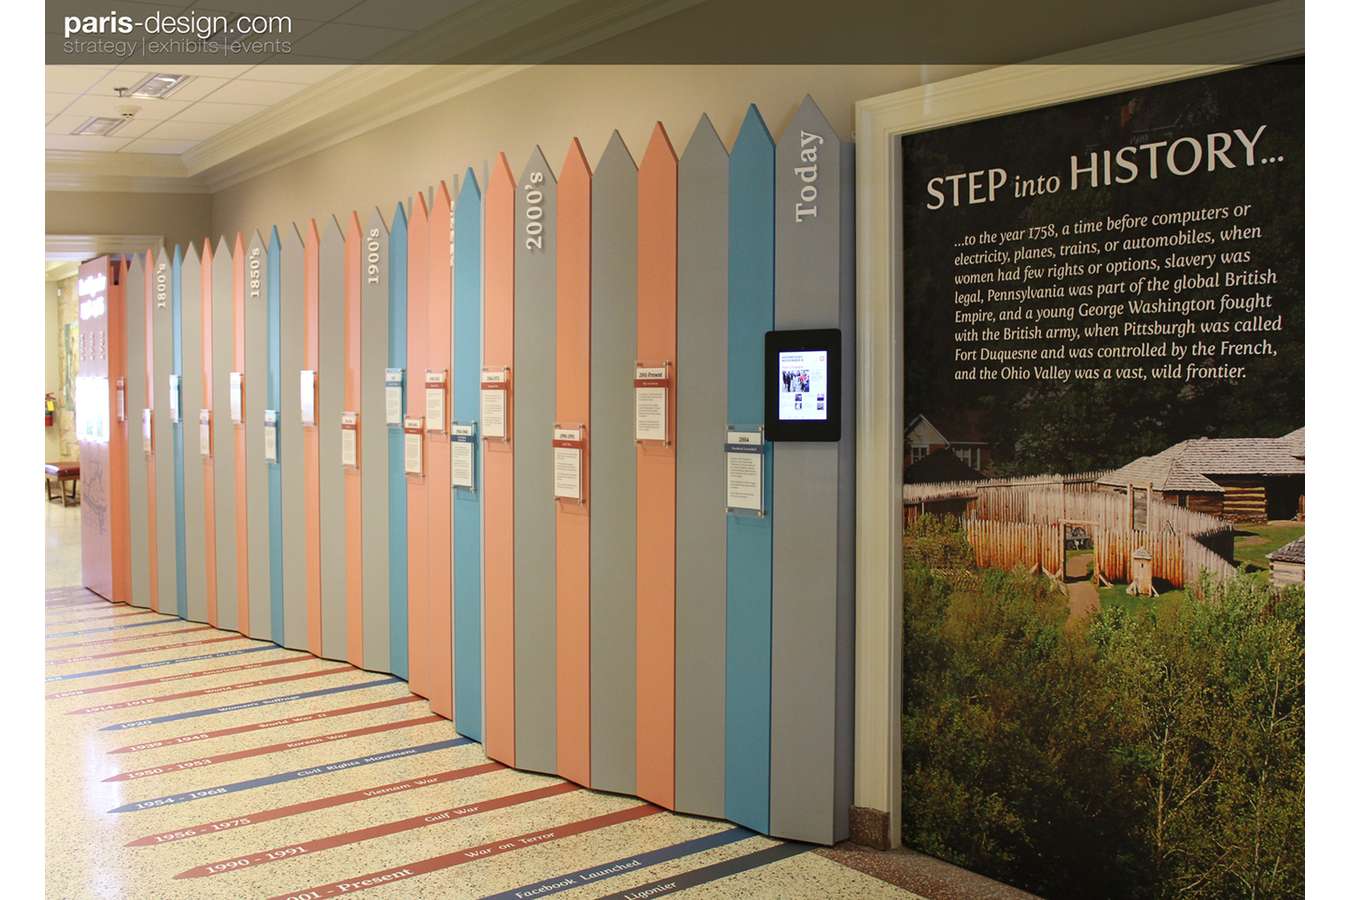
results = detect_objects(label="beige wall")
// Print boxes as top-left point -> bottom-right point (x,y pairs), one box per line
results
45,190 -> 212,252
210,65 -> 978,238
44,279 -> 61,461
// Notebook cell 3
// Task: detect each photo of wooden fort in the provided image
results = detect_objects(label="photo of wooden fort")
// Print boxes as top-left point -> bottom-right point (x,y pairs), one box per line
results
903,416 -> 1306,607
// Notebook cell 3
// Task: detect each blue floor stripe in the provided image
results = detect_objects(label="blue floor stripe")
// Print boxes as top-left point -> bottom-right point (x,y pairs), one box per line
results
101,676 -> 404,730
592,840 -> 811,899
484,827 -> 757,900
44,645 -> 274,682
108,736 -> 471,812
46,619 -> 179,639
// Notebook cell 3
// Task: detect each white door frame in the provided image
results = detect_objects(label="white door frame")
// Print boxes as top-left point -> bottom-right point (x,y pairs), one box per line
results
851,0 -> 1303,848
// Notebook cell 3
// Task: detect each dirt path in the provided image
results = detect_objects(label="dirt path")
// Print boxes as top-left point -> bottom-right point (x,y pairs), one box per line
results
1065,553 -> 1099,621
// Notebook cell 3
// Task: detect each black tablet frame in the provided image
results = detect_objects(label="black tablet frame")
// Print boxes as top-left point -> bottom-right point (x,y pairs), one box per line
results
763,328 -> 842,442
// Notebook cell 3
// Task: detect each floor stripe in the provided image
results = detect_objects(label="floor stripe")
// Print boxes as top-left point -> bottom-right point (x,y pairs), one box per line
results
127,761 -> 503,847
47,608 -> 155,625
267,803 -> 661,900
48,625 -> 213,651
45,645 -> 275,682
108,736 -> 472,813
484,827 -> 757,900
591,840 -> 811,899
106,714 -> 443,781
45,600 -> 108,610
47,656 -> 311,701
48,635 -> 246,665
110,696 -> 422,753
97,675 -> 401,729
47,619 -> 187,639
178,782 -> 578,879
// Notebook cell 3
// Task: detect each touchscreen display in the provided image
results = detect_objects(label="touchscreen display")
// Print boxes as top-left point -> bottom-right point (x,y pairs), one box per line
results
777,349 -> 828,421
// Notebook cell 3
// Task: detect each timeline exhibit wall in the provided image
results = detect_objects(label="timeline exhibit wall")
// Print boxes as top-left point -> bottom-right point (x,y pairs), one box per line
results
88,96 -> 856,845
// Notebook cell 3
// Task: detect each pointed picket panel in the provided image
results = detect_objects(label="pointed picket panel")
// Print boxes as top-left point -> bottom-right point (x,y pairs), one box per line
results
406,192 -> 434,679
635,123 -> 679,811
279,223 -> 309,651
675,114 -> 729,819
201,240 -> 219,627
590,131 -> 638,796
320,215 -> 348,659
514,146 -> 558,775
125,254 -> 152,609
452,170 -> 485,741
167,246 -> 188,616
483,152 -> 517,767
405,193 -> 432,697
771,96 -> 856,844
109,258 -> 131,604
360,209 -> 393,673
343,212 -> 365,667
179,243 -> 208,623
303,220 -> 324,655
266,227 -> 286,644
211,236 -> 241,632
426,181 -> 456,719
231,234 -> 251,636
555,138 -> 592,788
726,104 -> 776,834
245,230 -> 273,643
387,204 -> 410,679
147,248 -> 169,613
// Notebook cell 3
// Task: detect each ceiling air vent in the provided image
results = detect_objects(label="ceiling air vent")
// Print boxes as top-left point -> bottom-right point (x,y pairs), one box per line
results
125,73 -> 191,99
71,117 -> 125,136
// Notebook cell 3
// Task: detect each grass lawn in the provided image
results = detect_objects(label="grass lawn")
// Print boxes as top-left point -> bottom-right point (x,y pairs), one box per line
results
1098,581 -> 1186,617
1233,520 -> 1305,579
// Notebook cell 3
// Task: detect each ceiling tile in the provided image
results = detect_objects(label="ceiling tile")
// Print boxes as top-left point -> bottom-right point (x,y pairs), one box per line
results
85,71 -> 230,102
172,101 -> 270,125
201,78 -> 307,105
45,133 -> 134,152
45,65 -> 111,93
60,94 -> 192,122
237,64 -> 348,84
47,93 -> 79,121
142,119 -> 231,141
110,63 -> 257,78
121,137 -> 202,155
47,112 -> 157,139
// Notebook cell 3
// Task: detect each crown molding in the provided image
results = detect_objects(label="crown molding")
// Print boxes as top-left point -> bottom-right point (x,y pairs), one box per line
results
46,0 -> 707,196
46,233 -> 164,260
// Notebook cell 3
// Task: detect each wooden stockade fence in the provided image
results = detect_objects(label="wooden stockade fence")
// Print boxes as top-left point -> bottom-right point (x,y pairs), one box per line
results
909,474 -> 1238,590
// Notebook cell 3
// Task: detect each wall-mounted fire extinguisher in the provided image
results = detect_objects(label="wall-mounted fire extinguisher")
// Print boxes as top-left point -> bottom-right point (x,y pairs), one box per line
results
45,393 -> 56,428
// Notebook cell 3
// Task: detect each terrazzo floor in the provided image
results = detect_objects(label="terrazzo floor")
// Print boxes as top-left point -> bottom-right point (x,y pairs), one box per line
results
43,503 -> 917,899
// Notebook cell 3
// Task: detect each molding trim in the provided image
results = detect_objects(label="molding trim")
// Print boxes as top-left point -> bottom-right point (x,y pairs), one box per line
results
45,150 -> 210,194
852,0 -> 1304,850
46,233 -> 163,261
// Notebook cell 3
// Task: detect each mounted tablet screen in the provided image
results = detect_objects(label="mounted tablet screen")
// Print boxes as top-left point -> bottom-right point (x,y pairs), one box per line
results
764,328 -> 842,442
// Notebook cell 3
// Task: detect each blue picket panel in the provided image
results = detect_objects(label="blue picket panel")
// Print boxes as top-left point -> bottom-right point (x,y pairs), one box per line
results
387,203 -> 410,680
725,103 -> 775,834
453,170 -> 484,740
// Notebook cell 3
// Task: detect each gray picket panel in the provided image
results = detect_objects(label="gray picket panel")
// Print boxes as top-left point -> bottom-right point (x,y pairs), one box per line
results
513,146 -> 558,774
180,244 -> 208,624
674,114 -> 729,818
125,255 -> 151,609
319,215 -> 347,659
360,209 -> 392,673
770,96 -> 855,844
589,131 -> 639,795
243,231 -> 272,642
211,237 -> 240,632
151,251 -> 177,618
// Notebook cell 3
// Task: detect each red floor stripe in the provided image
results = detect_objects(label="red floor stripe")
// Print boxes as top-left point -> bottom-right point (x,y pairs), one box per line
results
65,666 -> 351,714
179,782 -> 578,879
266,804 -> 661,899
47,657 -> 310,701
111,696 -> 423,754
128,761 -> 504,847
48,625 -> 213,651
48,635 -> 246,665
107,714 -> 444,782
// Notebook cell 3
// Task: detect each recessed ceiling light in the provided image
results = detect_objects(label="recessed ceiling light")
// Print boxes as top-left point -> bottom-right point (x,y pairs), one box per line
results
71,117 -> 125,137
124,73 -> 191,100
